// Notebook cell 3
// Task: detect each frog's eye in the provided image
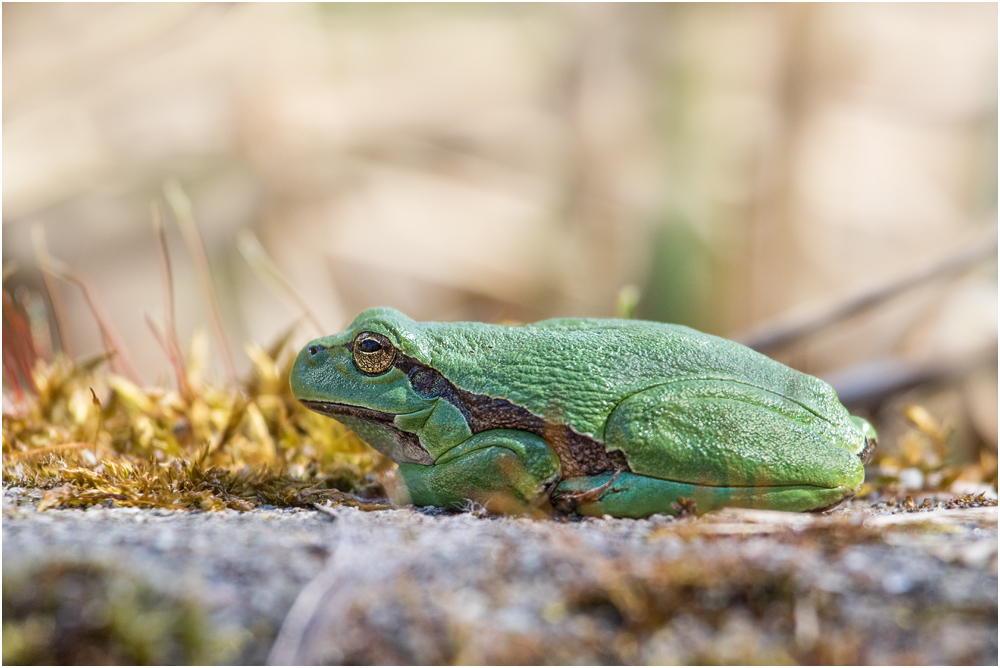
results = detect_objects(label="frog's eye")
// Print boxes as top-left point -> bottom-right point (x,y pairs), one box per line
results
352,332 -> 397,375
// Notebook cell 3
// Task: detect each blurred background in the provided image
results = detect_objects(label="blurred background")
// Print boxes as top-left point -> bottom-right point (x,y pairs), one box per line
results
3,4 -> 997,471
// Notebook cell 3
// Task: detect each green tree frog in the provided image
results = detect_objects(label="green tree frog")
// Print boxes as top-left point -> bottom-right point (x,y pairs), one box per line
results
291,308 -> 876,518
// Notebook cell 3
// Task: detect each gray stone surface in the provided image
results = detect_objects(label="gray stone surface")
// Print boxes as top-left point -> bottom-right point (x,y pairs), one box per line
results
3,487 -> 997,665
4,488 -> 336,664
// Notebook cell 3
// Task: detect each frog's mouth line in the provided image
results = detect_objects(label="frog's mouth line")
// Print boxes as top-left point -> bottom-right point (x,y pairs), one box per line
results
298,399 -> 435,465
299,399 -> 402,424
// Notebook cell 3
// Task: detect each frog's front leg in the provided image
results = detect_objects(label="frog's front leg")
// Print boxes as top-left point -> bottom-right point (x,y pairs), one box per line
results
558,380 -> 867,518
396,429 -> 561,512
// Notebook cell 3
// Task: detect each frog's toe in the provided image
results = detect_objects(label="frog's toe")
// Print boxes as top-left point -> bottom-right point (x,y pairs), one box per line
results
807,494 -> 855,513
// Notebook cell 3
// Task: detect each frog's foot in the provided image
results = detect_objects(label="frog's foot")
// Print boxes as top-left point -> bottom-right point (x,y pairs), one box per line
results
551,469 -> 622,514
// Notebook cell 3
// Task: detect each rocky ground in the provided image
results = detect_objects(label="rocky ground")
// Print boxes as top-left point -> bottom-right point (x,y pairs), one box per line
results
3,487 -> 997,665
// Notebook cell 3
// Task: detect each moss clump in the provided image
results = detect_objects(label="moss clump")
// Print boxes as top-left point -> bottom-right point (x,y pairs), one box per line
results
2,333 -> 393,512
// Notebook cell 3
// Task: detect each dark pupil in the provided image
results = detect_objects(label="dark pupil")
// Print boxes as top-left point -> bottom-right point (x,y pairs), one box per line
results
359,339 -> 381,353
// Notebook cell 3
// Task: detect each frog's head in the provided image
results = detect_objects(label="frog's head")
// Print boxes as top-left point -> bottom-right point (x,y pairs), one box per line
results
291,307 -> 437,464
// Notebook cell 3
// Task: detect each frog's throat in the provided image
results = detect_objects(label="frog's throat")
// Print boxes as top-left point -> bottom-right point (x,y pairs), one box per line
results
298,400 -> 434,465
392,353 -> 629,479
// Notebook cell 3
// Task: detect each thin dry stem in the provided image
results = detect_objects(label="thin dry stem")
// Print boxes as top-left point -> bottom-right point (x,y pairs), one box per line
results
31,226 -> 75,359
16,289 -> 55,363
36,252 -> 141,384
237,229 -> 326,336
2,291 -> 39,399
736,222 -> 999,352
163,180 -> 238,383
152,201 -> 192,398
144,312 -> 187,390
89,387 -> 103,461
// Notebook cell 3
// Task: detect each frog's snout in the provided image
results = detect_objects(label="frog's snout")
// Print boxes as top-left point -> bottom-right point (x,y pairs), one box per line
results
297,341 -> 332,369
291,341 -> 333,400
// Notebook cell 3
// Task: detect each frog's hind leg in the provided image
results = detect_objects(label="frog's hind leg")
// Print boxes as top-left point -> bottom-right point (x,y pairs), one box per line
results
581,380 -> 867,517
554,471 -> 855,518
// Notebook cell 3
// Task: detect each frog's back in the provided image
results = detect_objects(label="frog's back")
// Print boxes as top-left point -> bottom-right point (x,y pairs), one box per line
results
415,317 -> 853,442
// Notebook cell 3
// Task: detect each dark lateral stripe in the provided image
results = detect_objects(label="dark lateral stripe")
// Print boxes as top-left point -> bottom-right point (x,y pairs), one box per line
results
395,353 -> 629,478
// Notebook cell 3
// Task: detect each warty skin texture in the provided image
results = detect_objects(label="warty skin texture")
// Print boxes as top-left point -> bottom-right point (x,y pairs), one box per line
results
291,307 -> 874,517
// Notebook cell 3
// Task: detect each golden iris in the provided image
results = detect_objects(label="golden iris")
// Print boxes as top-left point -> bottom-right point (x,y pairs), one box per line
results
352,332 -> 396,375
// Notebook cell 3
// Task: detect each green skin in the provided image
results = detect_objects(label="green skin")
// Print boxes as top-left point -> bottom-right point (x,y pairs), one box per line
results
291,307 -> 876,518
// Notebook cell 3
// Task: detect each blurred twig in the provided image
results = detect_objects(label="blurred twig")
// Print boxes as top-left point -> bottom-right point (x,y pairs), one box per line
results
822,341 -> 998,408
237,229 -> 326,336
163,180 -> 237,383
736,223 -> 999,352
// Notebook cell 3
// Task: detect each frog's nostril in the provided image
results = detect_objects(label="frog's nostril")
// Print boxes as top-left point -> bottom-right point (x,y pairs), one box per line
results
308,345 -> 326,356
